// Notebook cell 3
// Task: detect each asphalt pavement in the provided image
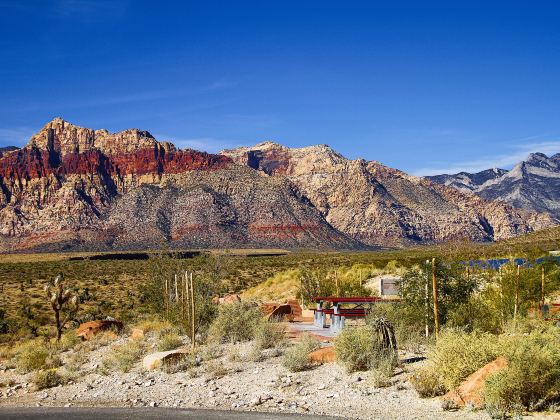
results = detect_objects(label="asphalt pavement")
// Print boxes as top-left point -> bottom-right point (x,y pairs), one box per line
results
0,407 -> 341,420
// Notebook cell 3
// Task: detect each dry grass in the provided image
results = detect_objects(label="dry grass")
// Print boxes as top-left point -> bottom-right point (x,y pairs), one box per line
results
102,340 -> 146,373
282,333 -> 321,372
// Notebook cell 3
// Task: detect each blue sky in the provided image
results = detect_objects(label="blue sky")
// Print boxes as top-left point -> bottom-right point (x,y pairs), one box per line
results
1,0 -> 560,175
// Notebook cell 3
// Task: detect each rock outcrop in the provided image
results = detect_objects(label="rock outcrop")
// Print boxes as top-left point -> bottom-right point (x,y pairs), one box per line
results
0,119 -> 556,251
0,119 -> 359,251
428,153 -> 560,220
222,142 -> 556,247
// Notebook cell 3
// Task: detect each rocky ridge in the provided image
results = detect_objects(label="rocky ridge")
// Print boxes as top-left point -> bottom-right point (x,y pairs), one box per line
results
427,153 -> 560,220
0,119 -> 358,251
222,142 -> 556,247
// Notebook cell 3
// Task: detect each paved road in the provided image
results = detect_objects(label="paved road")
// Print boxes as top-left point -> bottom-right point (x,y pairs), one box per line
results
0,407 -> 340,419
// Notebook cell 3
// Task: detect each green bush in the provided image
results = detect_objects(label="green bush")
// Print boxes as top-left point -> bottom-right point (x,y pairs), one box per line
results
409,366 -> 446,397
366,304 -> 428,353
33,368 -> 64,390
12,340 -> 61,373
58,332 -> 81,351
281,333 -> 321,372
335,326 -> 376,372
254,321 -> 286,350
335,324 -> 398,373
484,327 -> 560,416
156,331 -> 183,351
426,330 -> 500,392
103,341 -> 146,373
208,302 -> 262,343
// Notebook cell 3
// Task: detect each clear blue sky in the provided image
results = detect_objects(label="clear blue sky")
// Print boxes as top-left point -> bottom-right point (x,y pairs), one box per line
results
1,0 -> 560,175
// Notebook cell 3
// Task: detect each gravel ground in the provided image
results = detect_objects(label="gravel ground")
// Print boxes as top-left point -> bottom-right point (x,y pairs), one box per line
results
0,331 -> 489,419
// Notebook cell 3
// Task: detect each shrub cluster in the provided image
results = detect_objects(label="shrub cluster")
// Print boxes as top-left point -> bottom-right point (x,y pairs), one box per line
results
33,368 -> 64,390
411,324 -> 560,417
281,333 -> 321,372
102,340 -> 146,373
208,302 -> 262,343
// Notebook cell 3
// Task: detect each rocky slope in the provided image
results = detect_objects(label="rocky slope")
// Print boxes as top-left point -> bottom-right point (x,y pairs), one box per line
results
427,153 -> 560,220
1,119 -> 556,251
0,119 -> 359,251
222,142 -> 556,247
0,146 -> 18,155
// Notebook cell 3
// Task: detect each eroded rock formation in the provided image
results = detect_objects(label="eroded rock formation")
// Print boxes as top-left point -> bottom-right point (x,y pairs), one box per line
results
222,142 -> 556,247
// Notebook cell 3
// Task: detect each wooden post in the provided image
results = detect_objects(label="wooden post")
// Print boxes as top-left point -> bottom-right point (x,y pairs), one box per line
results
431,258 -> 439,339
181,272 -> 185,320
498,265 -> 504,323
514,264 -> 520,323
541,266 -> 545,309
164,278 -> 169,319
190,271 -> 195,350
335,271 -> 339,296
174,274 -> 179,304
185,271 -> 190,325
424,264 -> 429,338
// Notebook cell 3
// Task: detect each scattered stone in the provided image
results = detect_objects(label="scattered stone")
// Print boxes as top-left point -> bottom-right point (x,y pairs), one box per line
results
142,349 -> 189,371
76,319 -> 123,340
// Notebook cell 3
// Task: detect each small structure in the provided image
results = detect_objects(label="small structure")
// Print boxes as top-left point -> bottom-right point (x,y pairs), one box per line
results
367,274 -> 401,298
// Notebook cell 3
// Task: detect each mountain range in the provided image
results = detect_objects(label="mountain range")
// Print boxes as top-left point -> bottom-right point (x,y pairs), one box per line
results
427,153 -> 560,220
0,118 -> 556,252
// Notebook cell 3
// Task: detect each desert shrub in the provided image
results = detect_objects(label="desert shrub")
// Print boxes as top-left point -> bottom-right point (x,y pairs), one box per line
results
335,326 -> 376,372
399,262 -> 477,332
58,332 -> 81,351
484,327 -> 560,417
227,346 -> 242,362
33,368 -> 64,390
134,318 -> 173,334
103,341 -> 146,373
446,297 -> 502,334
208,302 -> 262,343
335,322 -> 397,373
282,333 -> 321,372
370,356 -> 395,388
142,253 -> 221,342
366,303 -> 428,353
427,330 -> 500,392
411,329 -> 500,397
157,331 -> 183,351
65,349 -> 87,373
200,344 -> 223,361
204,360 -> 229,378
410,366 -> 446,397
12,340 -> 60,373
254,321 -> 286,350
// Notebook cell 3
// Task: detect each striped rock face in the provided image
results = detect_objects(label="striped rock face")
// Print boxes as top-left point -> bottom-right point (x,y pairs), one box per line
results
222,142 -> 557,247
0,119 -> 359,252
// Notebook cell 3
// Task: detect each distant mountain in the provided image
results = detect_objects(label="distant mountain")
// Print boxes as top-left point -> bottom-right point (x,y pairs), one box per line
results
427,153 -> 560,220
428,168 -> 508,192
221,142 -> 556,247
0,146 -> 18,155
0,118 -> 359,252
0,119 -> 555,252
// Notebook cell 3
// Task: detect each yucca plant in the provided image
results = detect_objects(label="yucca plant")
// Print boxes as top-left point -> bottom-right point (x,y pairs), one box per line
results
44,273 -> 79,341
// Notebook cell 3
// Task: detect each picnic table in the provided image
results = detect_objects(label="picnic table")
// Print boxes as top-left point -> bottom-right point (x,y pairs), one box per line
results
311,296 -> 395,333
